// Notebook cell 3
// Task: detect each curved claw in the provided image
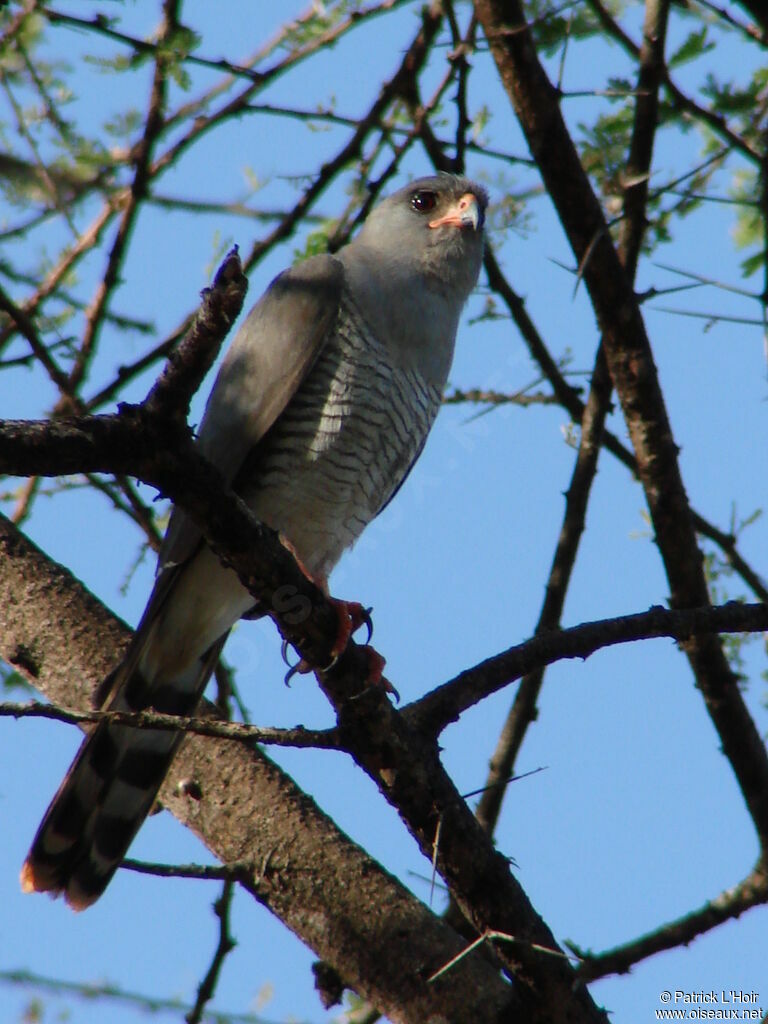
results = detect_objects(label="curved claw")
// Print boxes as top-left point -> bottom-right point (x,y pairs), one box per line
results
280,639 -> 293,668
344,603 -> 373,645
341,645 -> 399,700
281,640 -> 310,686
329,600 -> 375,658
358,606 -> 374,646
284,661 -> 303,687
280,602 -> 376,685
318,652 -> 340,674
384,678 -> 400,703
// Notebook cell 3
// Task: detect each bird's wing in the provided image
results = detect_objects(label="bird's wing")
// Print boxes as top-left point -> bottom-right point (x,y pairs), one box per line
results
158,253 -> 344,574
91,253 -> 344,711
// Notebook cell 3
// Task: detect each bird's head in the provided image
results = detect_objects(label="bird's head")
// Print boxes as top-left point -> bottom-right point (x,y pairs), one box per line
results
352,175 -> 488,302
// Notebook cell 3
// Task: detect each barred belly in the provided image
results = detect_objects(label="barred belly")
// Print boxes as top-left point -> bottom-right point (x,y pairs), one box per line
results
243,293 -> 442,581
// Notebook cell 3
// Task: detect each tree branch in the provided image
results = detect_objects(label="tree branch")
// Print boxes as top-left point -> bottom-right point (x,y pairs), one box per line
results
0,233 -> 605,1018
143,246 -> 248,420
0,397 -> 610,1021
474,0 -> 768,855
573,863 -> 768,981
733,0 -> 768,39
0,701 -> 342,750
0,253 -> 610,1024
67,0 -> 179,393
480,249 -> 768,606
475,0 -> 673,834
406,602 -> 768,735
0,512 -> 515,1024
186,881 -> 236,1024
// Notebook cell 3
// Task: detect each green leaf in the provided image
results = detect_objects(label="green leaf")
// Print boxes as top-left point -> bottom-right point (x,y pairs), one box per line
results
738,250 -> 765,278
294,225 -> 333,262
1,666 -> 35,696
669,28 -> 714,70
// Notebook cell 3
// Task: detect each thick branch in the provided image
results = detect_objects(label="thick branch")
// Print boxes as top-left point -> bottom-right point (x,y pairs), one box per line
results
406,602 -> 768,735
481,250 -> 768,606
0,512 -> 514,1024
0,407 -> 609,1023
476,0 -> 672,834
473,0 -> 768,853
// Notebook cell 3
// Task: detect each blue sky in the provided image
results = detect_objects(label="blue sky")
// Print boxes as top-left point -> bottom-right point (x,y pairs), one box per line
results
1,2 -> 767,1022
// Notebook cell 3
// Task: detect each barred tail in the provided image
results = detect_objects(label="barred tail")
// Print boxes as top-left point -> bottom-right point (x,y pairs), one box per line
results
21,636 -> 225,910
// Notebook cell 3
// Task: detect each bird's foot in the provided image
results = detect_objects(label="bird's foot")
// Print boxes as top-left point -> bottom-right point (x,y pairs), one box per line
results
280,598 -> 373,681
325,600 -> 398,696
355,645 -> 399,701
319,640 -> 398,699
277,534 -> 372,655
328,599 -> 373,657
275,536 -> 387,690
280,599 -> 395,696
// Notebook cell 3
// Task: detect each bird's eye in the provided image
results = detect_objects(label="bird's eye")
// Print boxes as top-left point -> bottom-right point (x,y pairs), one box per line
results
410,190 -> 438,213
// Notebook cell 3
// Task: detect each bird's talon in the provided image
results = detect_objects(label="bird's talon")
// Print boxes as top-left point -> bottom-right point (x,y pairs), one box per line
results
349,677 -> 400,703
319,652 -> 340,674
342,602 -> 373,643
384,678 -> 400,702
282,641 -> 313,685
360,606 -> 374,645
284,661 -> 301,686
280,639 -> 292,667
360,645 -> 399,698
329,599 -> 375,658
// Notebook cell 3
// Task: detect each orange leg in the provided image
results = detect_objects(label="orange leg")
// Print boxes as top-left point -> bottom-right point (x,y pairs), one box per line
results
279,535 -> 393,693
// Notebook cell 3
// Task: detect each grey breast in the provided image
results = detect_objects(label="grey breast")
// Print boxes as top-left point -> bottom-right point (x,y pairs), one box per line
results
242,288 -> 443,581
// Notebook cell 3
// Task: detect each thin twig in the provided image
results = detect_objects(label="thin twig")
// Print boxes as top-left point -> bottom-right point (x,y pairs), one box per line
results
121,858 -> 252,882
0,701 -> 343,749
0,967 -> 278,1024
186,881 -> 237,1024
68,0 -> 179,392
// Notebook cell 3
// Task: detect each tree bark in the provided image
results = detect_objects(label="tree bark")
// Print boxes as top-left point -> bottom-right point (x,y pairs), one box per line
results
0,512 -> 516,1024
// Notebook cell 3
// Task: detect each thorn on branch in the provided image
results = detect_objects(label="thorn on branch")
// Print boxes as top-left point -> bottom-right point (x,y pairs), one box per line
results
427,929 -> 576,984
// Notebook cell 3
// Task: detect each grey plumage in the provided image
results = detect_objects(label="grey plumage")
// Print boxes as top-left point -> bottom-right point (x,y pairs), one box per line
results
22,175 -> 487,909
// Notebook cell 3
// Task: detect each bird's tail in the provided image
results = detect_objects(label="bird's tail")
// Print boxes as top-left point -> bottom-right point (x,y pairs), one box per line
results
20,632 -> 225,910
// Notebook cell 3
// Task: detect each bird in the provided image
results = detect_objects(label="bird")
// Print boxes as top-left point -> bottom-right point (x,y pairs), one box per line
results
21,174 -> 487,910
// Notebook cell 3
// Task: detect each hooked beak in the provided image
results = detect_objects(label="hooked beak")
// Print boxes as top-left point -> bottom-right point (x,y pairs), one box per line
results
428,192 -> 483,232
